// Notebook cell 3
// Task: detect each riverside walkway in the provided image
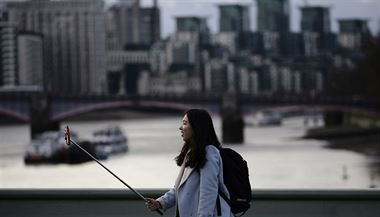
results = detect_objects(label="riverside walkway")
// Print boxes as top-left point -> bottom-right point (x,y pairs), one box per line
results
1,189 -> 380,217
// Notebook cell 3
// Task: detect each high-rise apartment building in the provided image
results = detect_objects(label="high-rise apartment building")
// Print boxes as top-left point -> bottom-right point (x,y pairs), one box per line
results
167,32 -> 200,66
176,16 -> 210,45
139,5 -> 160,46
176,16 -> 209,33
0,8 -> 17,87
300,6 -> 334,54
106,0 -> 139,49
339,19 -> 370,34
216,5 -> 249,55
301,6 -> 330,33
219,5 -> 250,32
17,33 -> 44,87
6,0 -> 106,95
164,16 -> 211,76
256,0 -> 290,55
338,19 -> 371,51
107,0 -> 160,50
256,0 -> 290,33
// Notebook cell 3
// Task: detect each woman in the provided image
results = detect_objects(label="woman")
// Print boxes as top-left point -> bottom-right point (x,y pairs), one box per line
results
145,109 -> 232,217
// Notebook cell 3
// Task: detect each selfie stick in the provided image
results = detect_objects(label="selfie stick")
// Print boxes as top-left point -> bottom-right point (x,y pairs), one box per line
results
64,126 -> 163,216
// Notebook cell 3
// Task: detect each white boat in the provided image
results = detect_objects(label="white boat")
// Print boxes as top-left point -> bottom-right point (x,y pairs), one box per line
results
24,131 -> 94,164
91,126 -> 128,156
253,110 -> 283,126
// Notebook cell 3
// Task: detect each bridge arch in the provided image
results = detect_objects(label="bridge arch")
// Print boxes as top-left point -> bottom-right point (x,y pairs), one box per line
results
51,99 -> 380,122
50,100 -> 200,121
0,107 -> 30,122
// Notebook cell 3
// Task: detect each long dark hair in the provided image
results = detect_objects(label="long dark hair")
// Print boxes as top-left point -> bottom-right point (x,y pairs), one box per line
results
175,109 -> 221,169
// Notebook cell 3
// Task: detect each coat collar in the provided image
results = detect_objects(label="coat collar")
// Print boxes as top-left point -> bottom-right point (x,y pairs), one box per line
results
175,163 -> 195,190
179,166 -> 194,188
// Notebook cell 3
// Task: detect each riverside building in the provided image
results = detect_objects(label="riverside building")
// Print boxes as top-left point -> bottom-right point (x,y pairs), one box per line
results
6,0 -> 107,95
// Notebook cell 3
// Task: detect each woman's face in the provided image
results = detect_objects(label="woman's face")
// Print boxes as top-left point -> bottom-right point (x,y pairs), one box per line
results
179,114 -> 193,142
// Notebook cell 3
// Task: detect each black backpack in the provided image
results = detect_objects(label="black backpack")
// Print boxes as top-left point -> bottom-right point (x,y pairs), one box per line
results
217,147 -> 252,216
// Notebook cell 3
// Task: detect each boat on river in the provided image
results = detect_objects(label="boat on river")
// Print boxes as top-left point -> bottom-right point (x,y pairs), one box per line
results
91,126 -> 128,157
24,126 -> 128,164
24,131 -> 97,164
253,110 -> 283,126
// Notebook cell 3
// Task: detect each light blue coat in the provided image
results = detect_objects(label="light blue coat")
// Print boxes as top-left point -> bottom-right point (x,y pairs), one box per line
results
157,145 -> 233,217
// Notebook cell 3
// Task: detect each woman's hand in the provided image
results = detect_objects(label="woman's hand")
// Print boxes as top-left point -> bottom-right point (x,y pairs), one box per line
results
145,198 -> 162,211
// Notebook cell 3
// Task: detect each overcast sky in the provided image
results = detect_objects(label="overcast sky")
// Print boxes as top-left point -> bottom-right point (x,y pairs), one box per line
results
108,0 -> 380,37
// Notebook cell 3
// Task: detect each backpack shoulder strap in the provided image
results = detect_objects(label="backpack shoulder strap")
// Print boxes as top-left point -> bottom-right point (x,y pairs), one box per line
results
217,189 -> 232,216
216,193 -> 222,216
218,189 -> 230,206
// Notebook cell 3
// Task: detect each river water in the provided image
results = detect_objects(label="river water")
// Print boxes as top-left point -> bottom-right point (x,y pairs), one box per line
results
0,114 -> 379,189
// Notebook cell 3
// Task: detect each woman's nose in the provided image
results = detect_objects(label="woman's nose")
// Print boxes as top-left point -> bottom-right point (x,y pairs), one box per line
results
179,126 -> 182,130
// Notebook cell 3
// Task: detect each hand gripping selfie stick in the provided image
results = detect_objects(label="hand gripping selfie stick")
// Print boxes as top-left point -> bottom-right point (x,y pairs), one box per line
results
64,126 -> 163,215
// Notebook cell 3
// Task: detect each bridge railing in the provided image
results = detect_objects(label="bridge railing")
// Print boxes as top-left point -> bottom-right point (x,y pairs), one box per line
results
1,189 -> 380,217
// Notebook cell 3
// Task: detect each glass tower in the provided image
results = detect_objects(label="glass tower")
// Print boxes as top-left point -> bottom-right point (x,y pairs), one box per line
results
219,5 -> 250,32
256,0 -> 290,33
301,6 -> 330,33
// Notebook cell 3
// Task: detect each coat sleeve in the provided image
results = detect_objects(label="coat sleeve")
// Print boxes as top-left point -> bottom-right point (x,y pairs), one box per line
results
157,187 -> 176,211
198,146 -> 220,217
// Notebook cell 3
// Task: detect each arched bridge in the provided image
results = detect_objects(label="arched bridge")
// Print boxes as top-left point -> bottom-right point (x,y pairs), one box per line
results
49,96 -> 221,121
0,90 -> 379,138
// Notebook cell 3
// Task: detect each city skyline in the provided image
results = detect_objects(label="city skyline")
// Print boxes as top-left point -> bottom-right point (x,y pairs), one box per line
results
106,0 -> 380,37
1,0 -> 377,98
2,0 -> 379,36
